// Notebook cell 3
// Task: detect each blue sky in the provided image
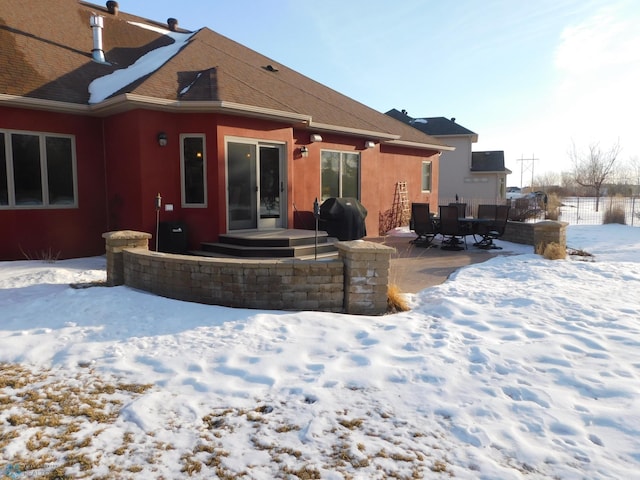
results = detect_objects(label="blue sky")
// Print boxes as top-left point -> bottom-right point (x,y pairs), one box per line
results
124,0 -> 640,186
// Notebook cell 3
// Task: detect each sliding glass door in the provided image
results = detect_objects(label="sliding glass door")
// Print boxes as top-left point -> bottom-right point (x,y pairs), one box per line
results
227,140 -> 285,230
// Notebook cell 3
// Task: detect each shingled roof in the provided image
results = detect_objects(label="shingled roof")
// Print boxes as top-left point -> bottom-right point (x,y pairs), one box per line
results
0,0 -> 450,150
471,151 -> 511,173
385,109 -> 478,142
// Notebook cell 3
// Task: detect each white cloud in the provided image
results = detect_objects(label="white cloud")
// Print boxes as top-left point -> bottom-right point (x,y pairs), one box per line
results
548,3 -> 640,170
555,7 -> 640,74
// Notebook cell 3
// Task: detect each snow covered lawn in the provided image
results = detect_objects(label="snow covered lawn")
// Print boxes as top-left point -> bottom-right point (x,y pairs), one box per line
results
1,225 -> 639,479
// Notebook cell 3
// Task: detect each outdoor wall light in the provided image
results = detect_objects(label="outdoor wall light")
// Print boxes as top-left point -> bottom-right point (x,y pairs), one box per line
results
157,132 -> 168,147
310,133 -> 322,143
299,146 -> 309,157
364,140 -> 375,149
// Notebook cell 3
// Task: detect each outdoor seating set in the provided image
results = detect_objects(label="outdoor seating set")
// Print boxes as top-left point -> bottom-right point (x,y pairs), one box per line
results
409,203 -> 510,251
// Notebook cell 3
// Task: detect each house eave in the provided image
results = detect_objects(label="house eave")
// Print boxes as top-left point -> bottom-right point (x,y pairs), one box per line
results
91,94 -> 313,125
470,169 -> 512,174
386,139 -> 456,152
0,94 -> 90,115
0,94 -> 454,149
430,133 -> 479,143
307,121 -> 400,142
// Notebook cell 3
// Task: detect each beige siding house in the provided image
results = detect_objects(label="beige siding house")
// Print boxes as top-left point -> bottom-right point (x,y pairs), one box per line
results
386,109 -> 511,205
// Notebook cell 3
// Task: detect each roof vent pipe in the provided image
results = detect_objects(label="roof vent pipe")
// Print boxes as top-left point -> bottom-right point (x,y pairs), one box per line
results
106,1 -> 119,15
90,15 -> 107,63
167,18 -> 178,31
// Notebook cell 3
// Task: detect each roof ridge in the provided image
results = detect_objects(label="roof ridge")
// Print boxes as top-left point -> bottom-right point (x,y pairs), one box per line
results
190,29 -> 399,135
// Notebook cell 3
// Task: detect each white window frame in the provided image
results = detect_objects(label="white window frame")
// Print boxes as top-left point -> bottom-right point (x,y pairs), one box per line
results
180,134 -> 207,208
421,160 -> 432,192
0,129 -> 78,209
320,149 -> 361,201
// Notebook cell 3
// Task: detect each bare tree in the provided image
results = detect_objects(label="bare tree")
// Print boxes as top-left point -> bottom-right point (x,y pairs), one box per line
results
533,171 -> 560,190
628,156 -> 640,195
569,140 -> 620,211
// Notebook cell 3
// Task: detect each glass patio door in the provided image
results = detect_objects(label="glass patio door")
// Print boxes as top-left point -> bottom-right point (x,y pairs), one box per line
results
227,141 -> 284,230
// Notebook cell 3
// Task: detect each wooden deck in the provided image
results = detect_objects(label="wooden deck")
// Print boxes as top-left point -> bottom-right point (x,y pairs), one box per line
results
195,229 -> 338,259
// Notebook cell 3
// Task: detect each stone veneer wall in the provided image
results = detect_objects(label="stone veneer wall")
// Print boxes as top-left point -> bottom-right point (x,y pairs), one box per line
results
103,231 -> 394,315
102,230 -> 152,286
502,220 -> 568,250
336,241 -> 393,315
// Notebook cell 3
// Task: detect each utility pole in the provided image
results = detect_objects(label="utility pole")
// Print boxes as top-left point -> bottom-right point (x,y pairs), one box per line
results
516,154 -> 539,189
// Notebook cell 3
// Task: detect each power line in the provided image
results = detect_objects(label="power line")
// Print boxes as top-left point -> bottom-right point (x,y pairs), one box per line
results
516,154 -> 539,188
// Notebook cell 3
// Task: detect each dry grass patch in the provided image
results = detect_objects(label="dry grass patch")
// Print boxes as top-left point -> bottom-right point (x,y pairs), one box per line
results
193,397 -> 457,477
603,205 -> 626,224
0,362 -> 156,478
387,284 -> 410,313
536,241 -> 567,260
338,417 -> 364,430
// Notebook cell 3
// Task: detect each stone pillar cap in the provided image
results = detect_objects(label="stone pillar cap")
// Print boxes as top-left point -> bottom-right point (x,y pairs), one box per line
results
102,230 -> 152,240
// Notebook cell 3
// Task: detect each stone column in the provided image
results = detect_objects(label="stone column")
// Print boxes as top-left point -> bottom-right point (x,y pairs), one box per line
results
532,220 -> 569,251
102,230 -> 151,286
337,241 -> 395,315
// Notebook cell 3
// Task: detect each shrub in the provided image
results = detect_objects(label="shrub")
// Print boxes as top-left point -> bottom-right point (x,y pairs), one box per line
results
603,206 -> 626,225
545,193 -> 561,220
387,284 -> 409,313
19,246 -> 61,263
536,241 -> 566,260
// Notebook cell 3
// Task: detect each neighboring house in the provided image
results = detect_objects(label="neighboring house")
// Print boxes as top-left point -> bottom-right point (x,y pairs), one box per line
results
0,0 -> 452,260
385,109 -> 511,203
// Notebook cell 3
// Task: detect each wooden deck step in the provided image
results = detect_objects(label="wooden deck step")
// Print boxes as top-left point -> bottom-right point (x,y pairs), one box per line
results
197,229 -> 338,258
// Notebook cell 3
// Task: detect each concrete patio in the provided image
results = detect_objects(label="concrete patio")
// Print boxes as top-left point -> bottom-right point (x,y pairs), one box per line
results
371,235 -> 504,293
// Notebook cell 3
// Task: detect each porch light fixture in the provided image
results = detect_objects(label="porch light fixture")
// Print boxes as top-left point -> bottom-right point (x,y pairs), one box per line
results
364,140 -> 375,149
299,146 -> 309,157
157,132 -> 168,147
310,134 -> 322,143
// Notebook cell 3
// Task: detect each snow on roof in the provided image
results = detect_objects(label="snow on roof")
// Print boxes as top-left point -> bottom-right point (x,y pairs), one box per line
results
88,22 -> 196,104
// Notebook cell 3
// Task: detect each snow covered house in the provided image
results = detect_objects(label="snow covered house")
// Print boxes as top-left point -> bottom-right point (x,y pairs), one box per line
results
386,109 -> 511,203
0,0 -> 451,260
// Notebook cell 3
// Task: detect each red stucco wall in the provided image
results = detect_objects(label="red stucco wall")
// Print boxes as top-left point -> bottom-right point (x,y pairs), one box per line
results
290,133 -> 440,237
0,107 -> 107,260
1,105 -> 441,260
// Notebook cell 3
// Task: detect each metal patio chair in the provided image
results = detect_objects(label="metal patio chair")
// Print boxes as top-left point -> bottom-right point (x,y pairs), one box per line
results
409,203 -> 438,248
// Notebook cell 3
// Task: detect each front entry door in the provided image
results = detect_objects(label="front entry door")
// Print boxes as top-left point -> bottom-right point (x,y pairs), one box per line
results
227,141 -> 285,230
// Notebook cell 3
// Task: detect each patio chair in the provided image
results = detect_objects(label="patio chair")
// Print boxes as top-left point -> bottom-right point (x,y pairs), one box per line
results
448,202 -> 467,218
449,202 -> 472,238
476,204 -> 510,249
409,202 -> 438,247
438,205 -> 467,250
472,204 -> 497,247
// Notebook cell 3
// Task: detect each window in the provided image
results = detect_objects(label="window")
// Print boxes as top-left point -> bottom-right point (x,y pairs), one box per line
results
0,134 -> 8,205
46,136 -> 75,205
181,135 -> 206,206
321,150 -> 360,201
0,130 -> 77,208
421,161 -> 432,192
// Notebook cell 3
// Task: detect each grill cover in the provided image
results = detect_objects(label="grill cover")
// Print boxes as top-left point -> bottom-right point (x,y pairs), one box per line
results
319,197 -> 367,241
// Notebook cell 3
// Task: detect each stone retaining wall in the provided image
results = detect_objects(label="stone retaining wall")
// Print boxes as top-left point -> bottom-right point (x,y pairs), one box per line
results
103,231 -> 394,315
502,220 -> 568,250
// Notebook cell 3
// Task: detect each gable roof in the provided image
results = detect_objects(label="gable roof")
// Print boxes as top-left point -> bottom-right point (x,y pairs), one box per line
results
385,109 -> 478,142
471,151 -> 512,174
0,0 -> 451,151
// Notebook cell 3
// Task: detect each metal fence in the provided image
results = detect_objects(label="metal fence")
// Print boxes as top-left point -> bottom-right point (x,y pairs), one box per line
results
439,195 -> 640,227
558,196 -> 640,226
